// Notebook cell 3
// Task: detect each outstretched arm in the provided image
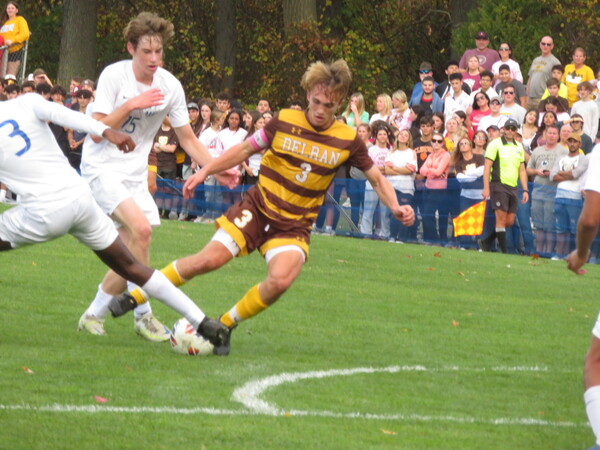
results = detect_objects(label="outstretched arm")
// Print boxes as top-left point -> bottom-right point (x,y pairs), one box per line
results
183,139 -> 256,198
365,165 -> 415,226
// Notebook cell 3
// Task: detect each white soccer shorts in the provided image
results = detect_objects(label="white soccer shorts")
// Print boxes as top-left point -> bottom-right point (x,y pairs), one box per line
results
0,192 -> 118,251
86,173 -> 160,227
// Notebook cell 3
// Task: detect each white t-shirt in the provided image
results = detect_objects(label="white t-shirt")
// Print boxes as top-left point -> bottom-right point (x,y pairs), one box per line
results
218,127 -> 248,153
477,114 -> 508,132
584,144 -> 600,193
369,113 -> 390,124
81,60 -> 189,183
365,144 -> 390,190
199,127 -> 222,158
0,94 -> 108,214
385,149 -> 417,194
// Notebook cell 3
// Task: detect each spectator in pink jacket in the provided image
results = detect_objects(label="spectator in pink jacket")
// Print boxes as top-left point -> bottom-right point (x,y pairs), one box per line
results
420,131 -> 451,244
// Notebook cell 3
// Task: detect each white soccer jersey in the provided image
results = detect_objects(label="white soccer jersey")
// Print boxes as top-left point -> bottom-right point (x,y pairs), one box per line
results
585,144 -> 600,194
0,94 -> 108,214
81,60 -> 189,183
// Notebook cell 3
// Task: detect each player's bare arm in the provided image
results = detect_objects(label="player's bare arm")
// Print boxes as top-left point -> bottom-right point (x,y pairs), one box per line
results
519,163 -> 529,203
183,139 -> 256,198
567,190 -> 600,274
102,129 -> 136,153
365,165 -> 415,226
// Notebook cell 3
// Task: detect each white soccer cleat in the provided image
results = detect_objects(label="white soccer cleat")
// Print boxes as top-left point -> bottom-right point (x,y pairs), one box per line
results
78,313 -> 107,336
134,312 -> 170,342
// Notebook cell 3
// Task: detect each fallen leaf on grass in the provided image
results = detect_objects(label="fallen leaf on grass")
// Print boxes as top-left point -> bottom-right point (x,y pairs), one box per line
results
380,429 -> 397,435
336,259 -> 348,263
457,272 -> 465,277
531,254 -> 540,260
405,255 -> 411,258
31,261 -> 36,266
22,367 -> 34,374
426,267 -> 436,271
94,396 -> 108,403
452,320 -> 460,327
434,252 -> 442,257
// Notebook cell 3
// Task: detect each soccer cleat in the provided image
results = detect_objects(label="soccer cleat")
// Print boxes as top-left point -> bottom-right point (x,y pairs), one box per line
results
478,237 -> 491,252
108,293 -> 137,318
78,313 -> 107,336
134,312 -> 170,342
196,316 -> 230,350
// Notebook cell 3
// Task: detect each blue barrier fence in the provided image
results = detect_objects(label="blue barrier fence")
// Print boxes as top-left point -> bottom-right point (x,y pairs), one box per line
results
155,177 -> 592,259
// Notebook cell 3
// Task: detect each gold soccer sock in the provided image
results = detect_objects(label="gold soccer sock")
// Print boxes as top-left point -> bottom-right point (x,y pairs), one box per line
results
220,284 -> 267,328
131,261 -> 186,305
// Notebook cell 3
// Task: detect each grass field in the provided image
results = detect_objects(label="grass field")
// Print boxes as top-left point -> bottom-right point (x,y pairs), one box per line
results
0,214 -> 598,449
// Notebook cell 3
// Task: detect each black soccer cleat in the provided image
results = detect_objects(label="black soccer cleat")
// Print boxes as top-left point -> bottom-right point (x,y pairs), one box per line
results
108,293 -> 138,318
197,317 -> 231,352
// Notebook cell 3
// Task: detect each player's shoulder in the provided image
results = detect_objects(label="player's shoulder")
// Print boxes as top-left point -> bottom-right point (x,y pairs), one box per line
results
155,67 -> 183,89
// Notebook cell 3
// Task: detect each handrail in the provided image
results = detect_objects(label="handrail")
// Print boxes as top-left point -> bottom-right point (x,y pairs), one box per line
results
1,39 -> 29,82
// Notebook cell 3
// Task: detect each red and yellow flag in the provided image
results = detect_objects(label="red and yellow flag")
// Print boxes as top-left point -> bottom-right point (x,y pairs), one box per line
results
453,200 -> 486,237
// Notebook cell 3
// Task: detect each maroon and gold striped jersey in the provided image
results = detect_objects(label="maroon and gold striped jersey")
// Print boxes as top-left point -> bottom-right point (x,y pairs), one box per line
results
247,109 -> 373,227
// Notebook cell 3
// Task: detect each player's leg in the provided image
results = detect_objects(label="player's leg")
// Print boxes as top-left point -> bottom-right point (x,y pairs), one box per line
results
215,247 -> 305,355
584,333 -> 600,447
93,239 -> 228,345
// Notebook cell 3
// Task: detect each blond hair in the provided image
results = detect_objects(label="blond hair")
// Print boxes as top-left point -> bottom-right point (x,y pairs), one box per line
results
124,12 -> 175,48
300,59 -> 352,104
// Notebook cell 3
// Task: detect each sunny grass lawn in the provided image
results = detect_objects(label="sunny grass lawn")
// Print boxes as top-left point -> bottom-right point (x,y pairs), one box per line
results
0,213 -> 598,449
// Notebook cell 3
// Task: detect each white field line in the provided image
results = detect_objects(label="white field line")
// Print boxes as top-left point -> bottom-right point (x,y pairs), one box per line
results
0,365 -> 587,428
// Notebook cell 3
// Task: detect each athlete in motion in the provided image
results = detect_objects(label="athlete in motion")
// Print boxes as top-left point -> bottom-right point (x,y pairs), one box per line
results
110,59 -> 415,355
0,93 -> 228,346
78,12 -> 236,340
566,145 -> 600,450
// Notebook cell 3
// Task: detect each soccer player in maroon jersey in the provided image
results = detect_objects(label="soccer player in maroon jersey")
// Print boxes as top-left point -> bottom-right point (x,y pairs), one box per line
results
110,60 -> 414,355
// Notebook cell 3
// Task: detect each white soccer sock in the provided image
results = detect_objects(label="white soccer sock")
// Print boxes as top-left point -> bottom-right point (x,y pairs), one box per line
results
85,285 -> 113,318
585,385 -> 600,444
133,300 -> 152,318
0,189 -> 5,201
141,271 -> 206,328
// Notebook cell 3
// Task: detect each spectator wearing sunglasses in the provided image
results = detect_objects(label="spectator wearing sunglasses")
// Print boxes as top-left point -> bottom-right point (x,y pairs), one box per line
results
500,83 -> 527,124
526,36 -> 561,110
409,61 -> 438,106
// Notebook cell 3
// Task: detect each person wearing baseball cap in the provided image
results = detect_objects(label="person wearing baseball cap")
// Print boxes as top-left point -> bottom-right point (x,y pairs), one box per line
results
459,30 -> 500,73
480,116 -> 529,253
408,61 -> 439,106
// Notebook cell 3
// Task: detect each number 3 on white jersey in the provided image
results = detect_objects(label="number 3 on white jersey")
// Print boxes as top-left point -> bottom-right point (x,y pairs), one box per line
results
295,162 -> 312,183
234,209 -> 253,228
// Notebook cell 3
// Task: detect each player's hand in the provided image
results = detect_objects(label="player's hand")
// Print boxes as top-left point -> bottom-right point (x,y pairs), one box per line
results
214,167 -> 241,190
566,249 -> 589,275
183,170 -> 208,199
482,187 -> 489,200
128,88 -> 164,110
521,191 -> 529,204
395,205 -> 415,227
102,128 -> 135,152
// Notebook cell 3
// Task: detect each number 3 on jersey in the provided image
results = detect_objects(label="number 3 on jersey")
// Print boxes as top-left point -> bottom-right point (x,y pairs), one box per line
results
234,209 -> 253,228
0,119 -> 31,156
296,162 -> 312,183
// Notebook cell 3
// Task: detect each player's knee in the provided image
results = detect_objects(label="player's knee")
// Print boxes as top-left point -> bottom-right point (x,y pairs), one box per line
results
265,273 -> 295,296
130,223 -> 152,248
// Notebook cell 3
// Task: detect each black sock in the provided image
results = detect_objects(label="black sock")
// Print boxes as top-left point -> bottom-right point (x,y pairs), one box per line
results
496,231 -> 507,253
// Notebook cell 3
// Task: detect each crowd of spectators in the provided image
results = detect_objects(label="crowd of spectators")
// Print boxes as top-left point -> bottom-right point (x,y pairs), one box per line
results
2,28 -> 600,260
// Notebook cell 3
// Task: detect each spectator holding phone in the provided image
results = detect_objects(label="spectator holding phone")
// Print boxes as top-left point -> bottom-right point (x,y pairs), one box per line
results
526,124 -> 568,256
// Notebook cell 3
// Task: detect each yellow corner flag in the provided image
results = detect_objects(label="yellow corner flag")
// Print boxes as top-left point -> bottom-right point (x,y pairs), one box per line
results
453,200 -> 486,237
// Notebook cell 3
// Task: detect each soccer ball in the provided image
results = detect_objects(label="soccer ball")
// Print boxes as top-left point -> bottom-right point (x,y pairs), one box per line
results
169,318 -> 214,356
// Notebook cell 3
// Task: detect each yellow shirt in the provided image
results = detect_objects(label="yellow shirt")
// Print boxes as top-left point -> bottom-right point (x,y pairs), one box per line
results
562,63 -> 595,107
0,16 -> 30,53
